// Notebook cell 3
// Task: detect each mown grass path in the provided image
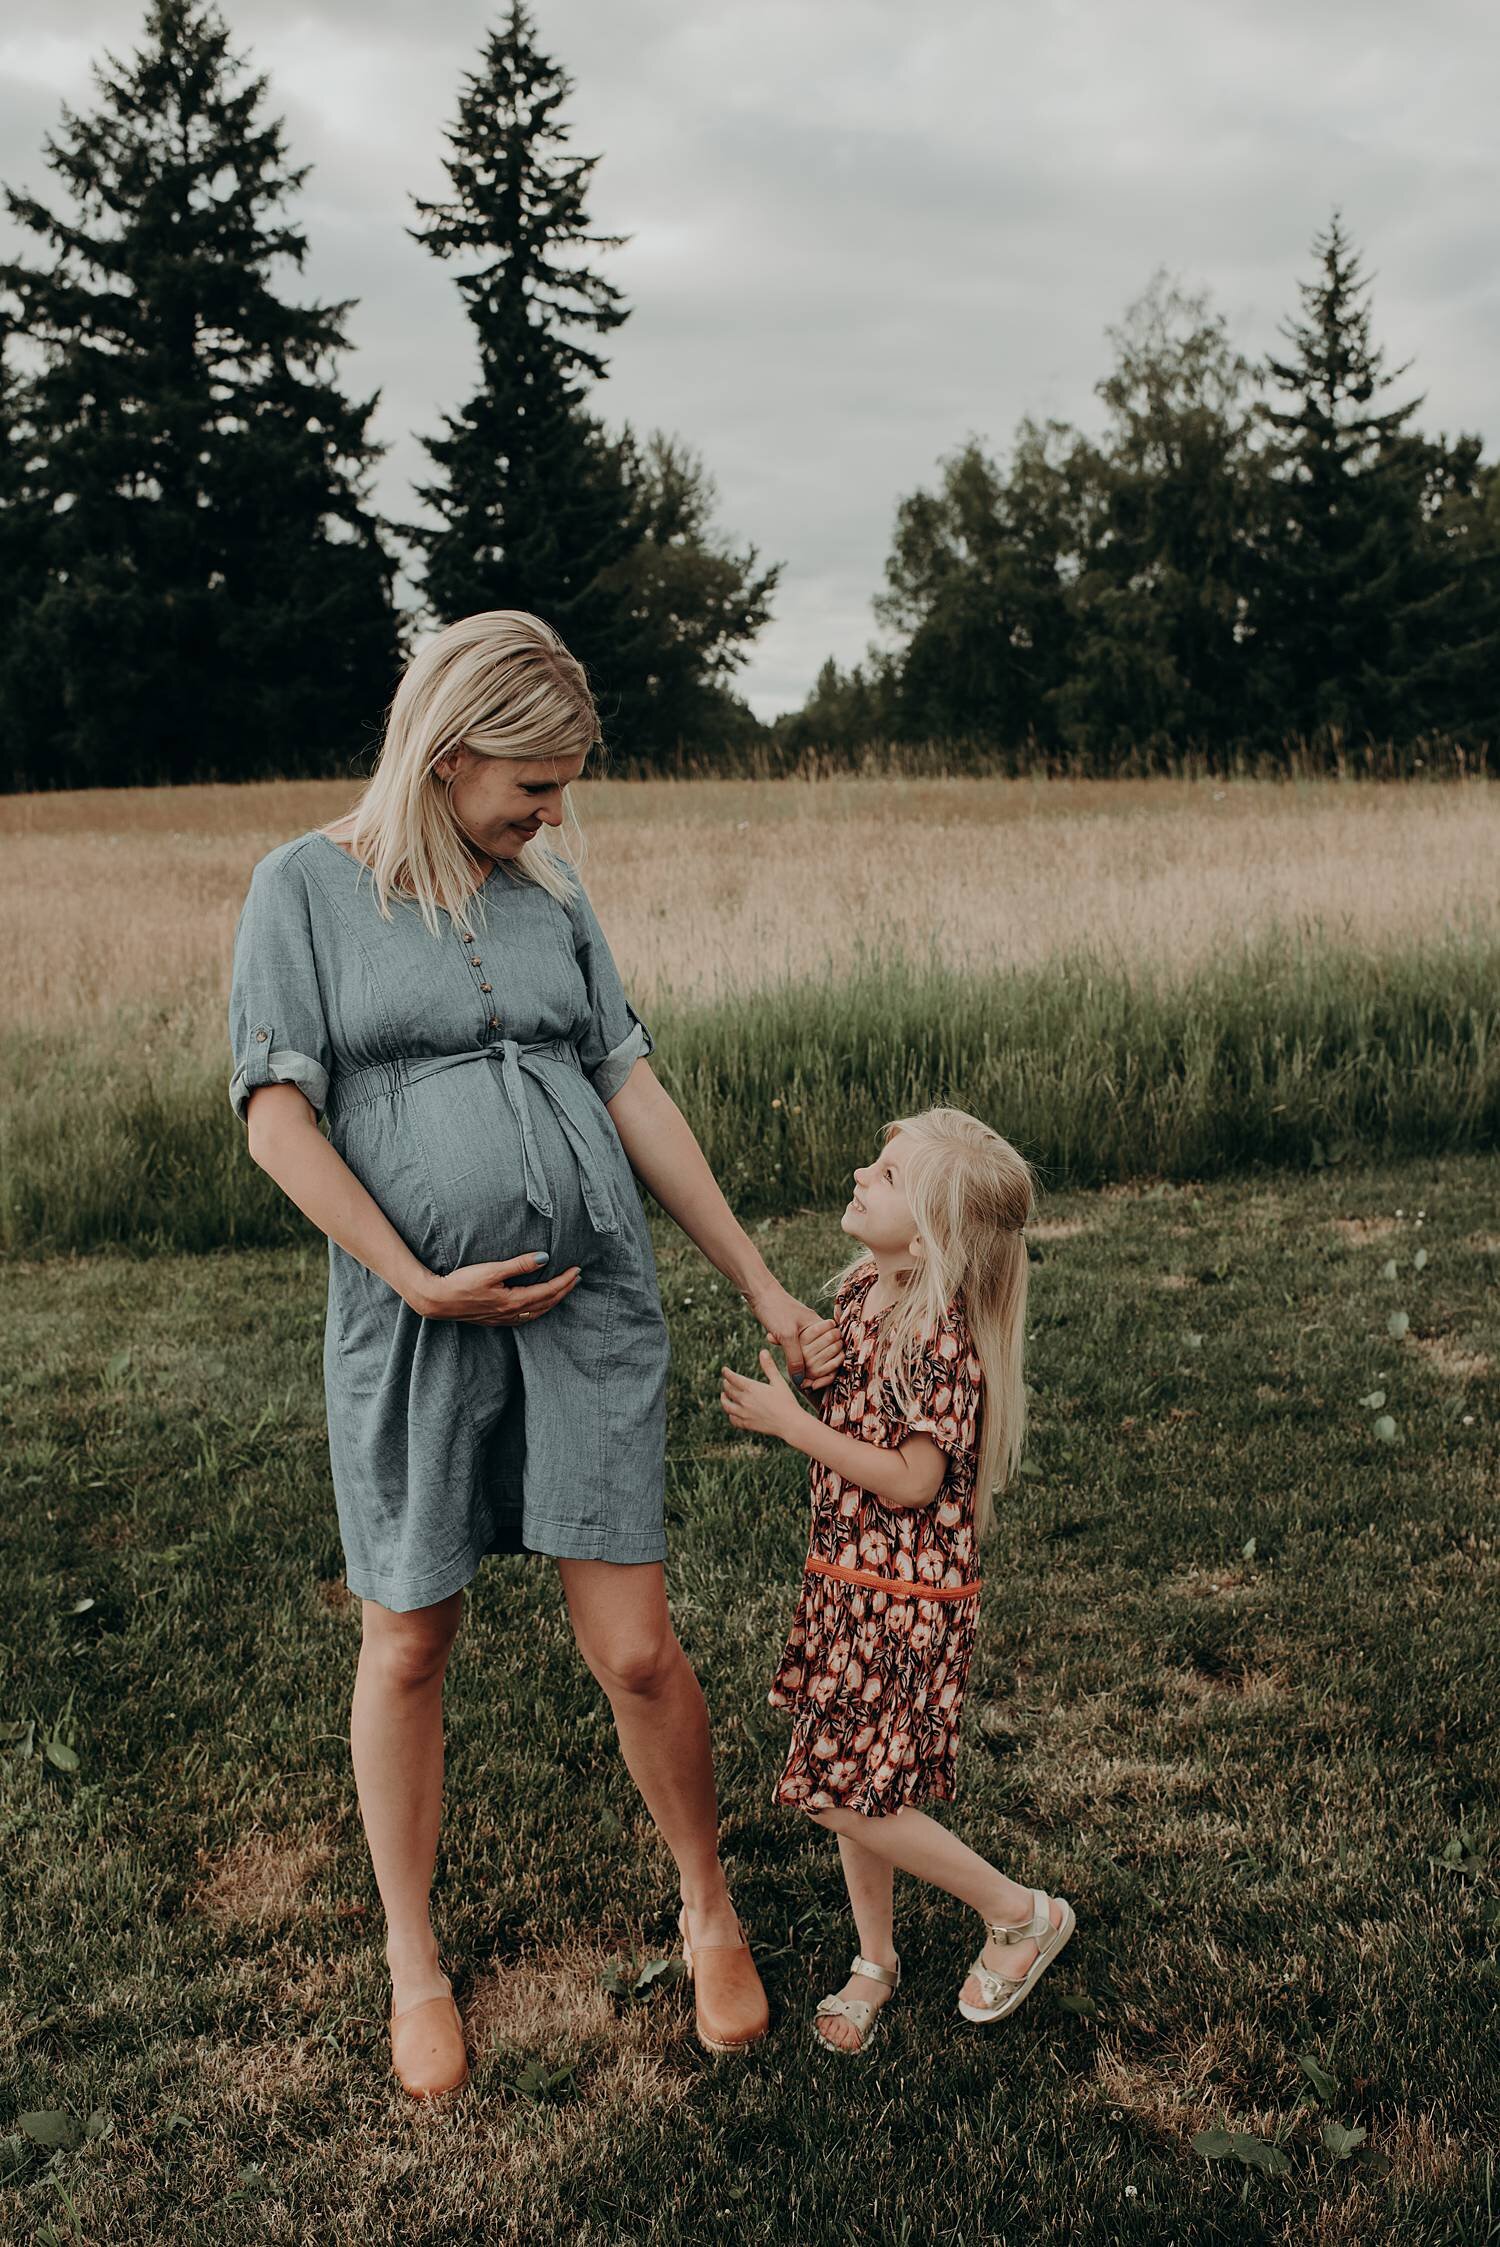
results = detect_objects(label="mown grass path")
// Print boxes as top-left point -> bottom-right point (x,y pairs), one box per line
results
2,1160 -> 1495,2244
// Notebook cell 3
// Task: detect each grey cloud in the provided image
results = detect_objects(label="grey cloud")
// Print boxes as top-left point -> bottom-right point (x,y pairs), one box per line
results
2,0 -> 1497,716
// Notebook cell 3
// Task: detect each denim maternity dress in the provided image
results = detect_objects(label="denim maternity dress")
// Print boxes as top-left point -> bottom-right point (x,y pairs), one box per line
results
228,831 -> 669,1611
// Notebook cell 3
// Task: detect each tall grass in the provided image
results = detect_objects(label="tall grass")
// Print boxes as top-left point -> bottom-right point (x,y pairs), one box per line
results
3,930 -> 1495,1256
608,732 -> 1495,782
4,776 -> 1496,1027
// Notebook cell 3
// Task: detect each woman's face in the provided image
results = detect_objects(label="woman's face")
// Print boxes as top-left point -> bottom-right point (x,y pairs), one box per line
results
842,1131 -> 919,1257
435,742 -> 590,863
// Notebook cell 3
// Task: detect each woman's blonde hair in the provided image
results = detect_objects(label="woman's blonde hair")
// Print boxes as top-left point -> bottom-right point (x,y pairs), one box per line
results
339,611 -> 600,933
831,1107 -> 1037,1540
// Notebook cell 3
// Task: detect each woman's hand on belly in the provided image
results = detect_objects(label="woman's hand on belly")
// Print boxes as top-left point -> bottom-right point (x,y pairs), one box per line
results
409,1253 -> 582,1325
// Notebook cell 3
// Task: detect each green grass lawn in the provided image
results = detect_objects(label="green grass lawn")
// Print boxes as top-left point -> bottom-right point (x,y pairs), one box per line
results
1,1159 -> 1495,2246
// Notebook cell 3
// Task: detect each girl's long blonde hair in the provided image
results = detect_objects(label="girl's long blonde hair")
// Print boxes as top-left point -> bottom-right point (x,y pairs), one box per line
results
832,1107 -> 1037,1540
339,612 -> 599,933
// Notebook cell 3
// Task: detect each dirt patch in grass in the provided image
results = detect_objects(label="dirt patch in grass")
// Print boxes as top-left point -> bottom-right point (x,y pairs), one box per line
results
1025,1217 -> 1096,1243
1089,2033 -> 1233,2141
1166,1564 -> 1254,1599
461,1941 -> 694,2165
1329,1216 -> 1402,1243
194,2028 -> 342,2117
468,1940 -> 683,2070
1156,1271 -> 1196,1289
1410,1333 -> 1492,1382
190,1828 -> 335,1930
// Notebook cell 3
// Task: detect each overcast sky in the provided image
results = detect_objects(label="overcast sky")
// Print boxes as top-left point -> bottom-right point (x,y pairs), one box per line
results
2,0 -> 1497,716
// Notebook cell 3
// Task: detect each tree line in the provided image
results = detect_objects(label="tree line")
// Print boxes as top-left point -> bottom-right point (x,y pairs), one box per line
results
781,231 -> 1500,773
2,3 -> 1494,789
0,0 -> 773,788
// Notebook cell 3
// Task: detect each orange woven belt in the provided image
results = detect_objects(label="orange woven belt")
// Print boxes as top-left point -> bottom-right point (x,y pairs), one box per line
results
803,1554 -> 982,1602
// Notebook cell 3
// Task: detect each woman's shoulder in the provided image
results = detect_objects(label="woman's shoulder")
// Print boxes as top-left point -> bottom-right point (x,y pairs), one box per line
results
248,830 -> 330,889
237,833 -> 356,937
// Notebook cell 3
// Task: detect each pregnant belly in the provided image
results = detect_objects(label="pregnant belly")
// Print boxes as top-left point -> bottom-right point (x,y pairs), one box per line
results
336,1060 -> 620,1278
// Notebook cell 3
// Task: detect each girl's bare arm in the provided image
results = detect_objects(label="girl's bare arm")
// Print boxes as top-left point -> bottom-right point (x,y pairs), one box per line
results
778,1415 -> 948,1511
719,1351 -> 947,1509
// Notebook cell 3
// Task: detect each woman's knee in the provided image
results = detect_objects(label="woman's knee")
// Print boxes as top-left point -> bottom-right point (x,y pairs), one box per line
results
359,1593 -> 462,1691
583,1622 -> 682,1701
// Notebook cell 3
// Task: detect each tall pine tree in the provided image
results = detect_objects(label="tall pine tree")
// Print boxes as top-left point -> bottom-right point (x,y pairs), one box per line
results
411,4 -> 776,757
1255,213 -> 1450,753
0,0 -> 399,790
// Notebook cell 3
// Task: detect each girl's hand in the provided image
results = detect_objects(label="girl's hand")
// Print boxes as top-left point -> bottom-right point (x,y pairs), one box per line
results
795,1316 -> 844,1392
720,1349 -> 808,1442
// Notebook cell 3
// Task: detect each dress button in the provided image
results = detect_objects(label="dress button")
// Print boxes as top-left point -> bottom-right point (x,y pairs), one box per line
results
489,1016 -> 499,1028
470,957 -> 482,967
479,983 -> 492,993
253,1028 -> 269,1042
460,931 -> 473,943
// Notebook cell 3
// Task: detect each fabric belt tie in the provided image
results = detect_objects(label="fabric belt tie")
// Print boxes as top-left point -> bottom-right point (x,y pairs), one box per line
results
491,1038 -> 618,1239
803,1554 -> 981,1603
325,1037 -> 619,1240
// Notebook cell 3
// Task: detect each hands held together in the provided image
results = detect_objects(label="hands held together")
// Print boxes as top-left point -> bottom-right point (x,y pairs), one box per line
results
722,1279 -> 843,1441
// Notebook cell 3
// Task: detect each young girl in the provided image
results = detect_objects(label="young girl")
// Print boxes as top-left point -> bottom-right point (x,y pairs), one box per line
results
719,1105 -> 1074,2054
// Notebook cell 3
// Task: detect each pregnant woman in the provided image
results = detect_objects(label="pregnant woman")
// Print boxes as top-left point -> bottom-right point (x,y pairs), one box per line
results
229,611 -> 840,2094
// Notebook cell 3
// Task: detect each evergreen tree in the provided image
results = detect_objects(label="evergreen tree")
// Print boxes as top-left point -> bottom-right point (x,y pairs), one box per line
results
1405,431 -> 1500,746
411,4 -> 776,757
1058,276 -> 1268,763
776,654 -> 895,758
601,433 -> 778,750
0,0 -> 399,790
1255,212 -> 1449,752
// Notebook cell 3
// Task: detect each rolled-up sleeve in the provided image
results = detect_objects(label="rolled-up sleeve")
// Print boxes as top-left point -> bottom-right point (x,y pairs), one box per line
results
568,879 -> 655,1103
228,849 -> 334,1125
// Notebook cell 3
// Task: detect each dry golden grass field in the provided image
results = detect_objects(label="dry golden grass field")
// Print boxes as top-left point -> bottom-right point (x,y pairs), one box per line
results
2,776 -> 1496,1071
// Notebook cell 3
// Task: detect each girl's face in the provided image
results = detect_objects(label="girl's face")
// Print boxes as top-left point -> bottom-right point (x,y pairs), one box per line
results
434,742 -> 589,863
842,1131 -> 919,1258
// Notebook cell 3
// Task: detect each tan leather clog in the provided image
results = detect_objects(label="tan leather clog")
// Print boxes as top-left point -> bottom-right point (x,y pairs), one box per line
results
678,1906 -> 771,2053
390,1991 -> 469,2098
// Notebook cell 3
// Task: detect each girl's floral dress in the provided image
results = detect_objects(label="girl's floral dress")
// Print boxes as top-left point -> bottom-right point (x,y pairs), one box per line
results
769,1259 -> 985,1817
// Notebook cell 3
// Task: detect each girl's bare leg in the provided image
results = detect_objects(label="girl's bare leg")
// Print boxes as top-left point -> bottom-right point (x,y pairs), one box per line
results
816,1830 -> 899,2052
808,1803 -> 1066,2007
350,1590 -> 464,2017
557,1559 -> 742,1945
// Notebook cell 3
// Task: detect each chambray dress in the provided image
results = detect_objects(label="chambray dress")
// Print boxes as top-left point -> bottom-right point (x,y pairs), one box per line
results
228,831 -> 669,1610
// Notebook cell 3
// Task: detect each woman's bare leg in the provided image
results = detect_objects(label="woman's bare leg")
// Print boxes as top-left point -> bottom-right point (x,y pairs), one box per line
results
808,1803 -> 1066,2006
816,1830 -> 899,2052
350,1590 -> 464,2016
557,1559 -> 741,1946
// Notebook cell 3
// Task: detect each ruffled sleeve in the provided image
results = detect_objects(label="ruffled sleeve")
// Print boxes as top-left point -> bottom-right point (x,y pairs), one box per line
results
227,845 -> 334,1125
566,877 -> 655,1102
885,1305 -> 982,1461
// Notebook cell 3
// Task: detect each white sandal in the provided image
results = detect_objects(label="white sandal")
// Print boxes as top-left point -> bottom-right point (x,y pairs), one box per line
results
812,1952 -> 901,2057
957,1888 -> 1075,2024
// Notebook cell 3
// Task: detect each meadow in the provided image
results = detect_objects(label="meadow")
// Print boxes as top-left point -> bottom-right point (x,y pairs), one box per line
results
1,775 -> 1496,2243
2,776 -> 1498,1254
1,1164 -> 1494,2243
